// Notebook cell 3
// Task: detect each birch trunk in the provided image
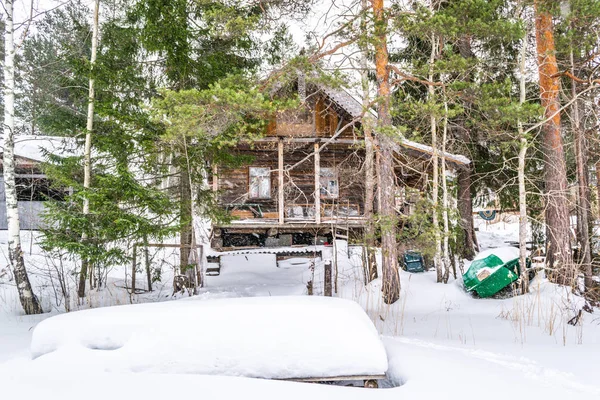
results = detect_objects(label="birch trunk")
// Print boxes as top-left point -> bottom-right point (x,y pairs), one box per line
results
2,0 -> 43,314
373,0 -> 400,304
441,100 -> 451,283
534,0 -> 573,285
78,0 -> 100,298
517,32 -> 529,294
360,0 -> 377,283
428,32 -> 443,283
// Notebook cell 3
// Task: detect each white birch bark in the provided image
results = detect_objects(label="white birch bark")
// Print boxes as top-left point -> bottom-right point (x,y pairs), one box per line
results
441,100 -> 451,283
428,32 -> 443,283
2,0 -> 43,314
517,31 -> 529,294
78,0 -> 100,298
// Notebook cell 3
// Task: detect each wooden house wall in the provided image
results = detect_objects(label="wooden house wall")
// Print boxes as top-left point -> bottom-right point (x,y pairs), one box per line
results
217,145 -> 278,212
266,94 -> 358,140
214,143 -> 366,215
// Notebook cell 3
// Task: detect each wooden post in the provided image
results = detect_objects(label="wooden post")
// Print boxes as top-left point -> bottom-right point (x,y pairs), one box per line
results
324,260 -> 332,296
278,137 -> 284,224
212,164 -> 218,192
314,142 -> 321,224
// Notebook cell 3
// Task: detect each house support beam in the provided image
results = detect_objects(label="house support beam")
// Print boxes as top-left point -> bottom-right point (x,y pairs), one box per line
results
212,164 -> 218,192
278,137 -> 284,224
314,142 -> 321,224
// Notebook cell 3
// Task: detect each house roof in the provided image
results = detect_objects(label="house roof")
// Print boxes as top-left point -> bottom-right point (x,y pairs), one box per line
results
312,81 -> 470,167
0,135 -> 80,163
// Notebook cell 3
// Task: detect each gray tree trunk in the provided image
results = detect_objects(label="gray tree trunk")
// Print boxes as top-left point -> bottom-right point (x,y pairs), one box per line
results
360,0 -> 377,283
457,167 -> 478,260
570,49 -> 592,290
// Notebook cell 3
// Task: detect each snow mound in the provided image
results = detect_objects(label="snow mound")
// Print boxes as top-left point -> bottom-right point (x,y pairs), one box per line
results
30,296 -> 388,379
473,246 -> 519,263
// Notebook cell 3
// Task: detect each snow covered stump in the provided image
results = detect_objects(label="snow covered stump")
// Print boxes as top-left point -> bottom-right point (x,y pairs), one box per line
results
30,297 -> 388,386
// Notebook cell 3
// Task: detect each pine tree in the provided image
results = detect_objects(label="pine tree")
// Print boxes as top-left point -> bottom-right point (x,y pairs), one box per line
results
372,0 -> 400,303
533,0 -> 573,285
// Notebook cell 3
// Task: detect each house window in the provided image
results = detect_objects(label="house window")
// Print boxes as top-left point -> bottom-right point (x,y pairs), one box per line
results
319,168 -> 339,199
249,167 -> 271,199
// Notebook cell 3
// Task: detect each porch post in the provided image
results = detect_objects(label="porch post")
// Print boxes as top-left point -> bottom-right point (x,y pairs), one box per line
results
278,137 -> 284,224
314,142 -> 321,224
212,164 -> 218,192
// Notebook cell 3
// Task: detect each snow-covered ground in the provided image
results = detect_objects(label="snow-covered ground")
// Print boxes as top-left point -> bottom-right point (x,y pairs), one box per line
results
1,218 -> 599,399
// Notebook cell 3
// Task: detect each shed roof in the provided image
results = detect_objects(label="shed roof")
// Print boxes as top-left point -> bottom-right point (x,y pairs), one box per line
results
0,135 -> 79,163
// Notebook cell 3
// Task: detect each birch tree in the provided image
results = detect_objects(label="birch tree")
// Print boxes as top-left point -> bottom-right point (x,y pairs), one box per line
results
517,17 -> 529,294
2,0 -> 43,314
427,30 -> 443,283
78,0 -> 100,299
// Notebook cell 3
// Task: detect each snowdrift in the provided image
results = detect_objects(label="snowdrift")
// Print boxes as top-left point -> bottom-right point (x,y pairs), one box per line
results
30,296 -> 388,379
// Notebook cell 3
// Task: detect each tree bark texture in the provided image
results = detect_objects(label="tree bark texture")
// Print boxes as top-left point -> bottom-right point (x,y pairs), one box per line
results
534,1 -> 573,285
78,0 -> 100,298
441,102 -> 451,283
457,167 -> 478,260
360,1 -> 378,283
373,0 -> 400,304
2,0 -> 43,314
428,31 -> 443,283
570,50 -> 593,290
518,32 -> 529,294
180,166 -> 193,271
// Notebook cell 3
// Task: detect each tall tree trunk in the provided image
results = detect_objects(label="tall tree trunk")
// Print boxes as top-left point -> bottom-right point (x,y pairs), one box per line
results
570,49 -> 593,290
180,165 -> 193,271
360,0 -> 377,283
373,0 -> 400,304
455,35 -> 478,260
517,31 -> 529,294
457,167 -> 478,259
596,161 -> 600,217
428,31 -> 443,283
534,0 -> 573,285
441,100 -> 451,283
78,0 -> 100,299
2,0 -> 43,314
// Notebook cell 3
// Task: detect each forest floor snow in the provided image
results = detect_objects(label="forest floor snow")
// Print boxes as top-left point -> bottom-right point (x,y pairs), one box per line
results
1,218 -> 600,399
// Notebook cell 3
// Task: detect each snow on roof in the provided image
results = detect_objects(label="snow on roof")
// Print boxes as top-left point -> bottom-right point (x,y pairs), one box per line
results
318,84 -> 378,119
314,83 -> 470,166
0,135 -> 79,162
395,138 -> 471,166
31,296 -> 388,379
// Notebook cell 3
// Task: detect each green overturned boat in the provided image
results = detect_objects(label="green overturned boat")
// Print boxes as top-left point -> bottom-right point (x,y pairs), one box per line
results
463,247 -> 530,298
